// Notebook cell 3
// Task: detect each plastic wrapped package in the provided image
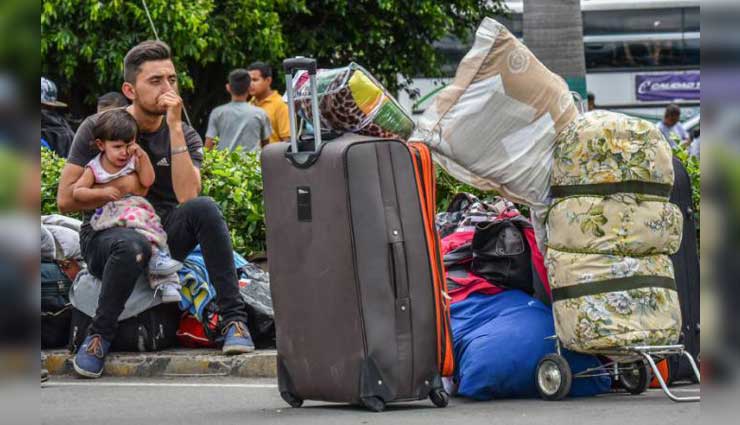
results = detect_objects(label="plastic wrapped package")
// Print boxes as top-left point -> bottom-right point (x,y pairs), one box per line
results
411,17 -> 579,247
292,63 -> 415,140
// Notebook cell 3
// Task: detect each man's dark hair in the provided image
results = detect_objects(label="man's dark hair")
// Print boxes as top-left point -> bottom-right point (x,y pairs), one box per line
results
97,92 -> 129,111
247,61 -> 272,80
665,103 -> 681,118
93,109 -> 138,144
228,69 -> 251,96
587,92 -> 595,102
123,40 -> 172,83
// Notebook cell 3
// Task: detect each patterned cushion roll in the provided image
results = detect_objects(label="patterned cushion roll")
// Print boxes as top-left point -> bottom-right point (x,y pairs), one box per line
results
545,249 -> 681,352
551,110 -> 674,200
547,195 -> 683,256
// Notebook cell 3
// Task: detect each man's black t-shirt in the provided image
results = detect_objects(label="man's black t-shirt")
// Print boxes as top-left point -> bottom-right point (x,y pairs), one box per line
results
66,111 -> 203,252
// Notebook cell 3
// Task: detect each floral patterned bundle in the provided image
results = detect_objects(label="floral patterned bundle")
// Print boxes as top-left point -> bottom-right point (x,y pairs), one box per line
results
546,110 -> 683,353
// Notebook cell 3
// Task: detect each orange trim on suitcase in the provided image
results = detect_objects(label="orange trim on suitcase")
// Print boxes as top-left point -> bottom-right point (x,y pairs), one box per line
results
408,142 -> 455,377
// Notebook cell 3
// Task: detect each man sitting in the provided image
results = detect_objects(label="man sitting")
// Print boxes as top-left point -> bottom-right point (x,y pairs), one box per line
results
57,40 -> 254,379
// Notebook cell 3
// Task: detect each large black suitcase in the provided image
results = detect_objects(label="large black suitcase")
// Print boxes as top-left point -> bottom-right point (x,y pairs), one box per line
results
261,58 -> 452,411
668,157 -> 700,383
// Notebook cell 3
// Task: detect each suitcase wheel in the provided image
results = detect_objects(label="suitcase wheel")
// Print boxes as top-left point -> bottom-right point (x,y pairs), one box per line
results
360,396 -> 386,412
536,354 -> 572,401
618,360 -> 650,395
280,391 -> 303,408
429,389 -> 449,408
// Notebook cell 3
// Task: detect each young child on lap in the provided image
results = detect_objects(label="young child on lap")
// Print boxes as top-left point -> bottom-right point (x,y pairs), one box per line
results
72,108 -> 182,302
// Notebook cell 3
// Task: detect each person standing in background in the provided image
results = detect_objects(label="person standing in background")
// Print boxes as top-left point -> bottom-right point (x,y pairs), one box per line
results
205,69 -> 271,152
247,62 -> 290,144
41,77 -> 75,158
657,103 -> 689,148
97,91 -> 129,113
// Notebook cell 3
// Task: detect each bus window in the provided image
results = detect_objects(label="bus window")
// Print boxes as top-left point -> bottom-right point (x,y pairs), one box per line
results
683,38 -> 700,66
583,8 -> 683,35
585,39 -> 698,71
683,7 -> 700,32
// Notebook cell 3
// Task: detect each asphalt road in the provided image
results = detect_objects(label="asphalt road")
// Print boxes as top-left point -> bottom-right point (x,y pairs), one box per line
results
41,377 -> 700,425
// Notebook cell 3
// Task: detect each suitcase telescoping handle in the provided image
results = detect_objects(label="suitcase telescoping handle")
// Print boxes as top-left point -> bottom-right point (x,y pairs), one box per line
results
283,57 -> 322,155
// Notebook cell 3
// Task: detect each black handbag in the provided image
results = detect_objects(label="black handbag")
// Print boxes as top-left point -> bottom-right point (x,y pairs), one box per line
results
471,218 -> 534,294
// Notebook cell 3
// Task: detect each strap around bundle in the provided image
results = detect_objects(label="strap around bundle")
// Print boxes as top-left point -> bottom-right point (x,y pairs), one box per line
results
551,275 -> 677,302
550,181 -> 673,199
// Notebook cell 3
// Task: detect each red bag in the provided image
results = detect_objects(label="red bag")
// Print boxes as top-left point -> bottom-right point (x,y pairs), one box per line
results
176,313 -> 218,349
440,205 -> 551,304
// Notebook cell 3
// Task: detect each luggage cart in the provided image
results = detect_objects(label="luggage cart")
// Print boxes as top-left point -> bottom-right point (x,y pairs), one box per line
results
535,336 -> 700,402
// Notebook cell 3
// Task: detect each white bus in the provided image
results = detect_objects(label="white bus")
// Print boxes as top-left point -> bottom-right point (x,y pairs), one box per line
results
400,0 -> 700,122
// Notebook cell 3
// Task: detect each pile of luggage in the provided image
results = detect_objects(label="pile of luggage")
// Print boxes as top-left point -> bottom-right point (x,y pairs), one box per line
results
435,193 -> 550,304
410,16 -> 699,400
41,215 -> 83,349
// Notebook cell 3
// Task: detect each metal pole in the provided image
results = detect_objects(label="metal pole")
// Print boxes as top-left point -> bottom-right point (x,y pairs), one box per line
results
140,0 -> 192,127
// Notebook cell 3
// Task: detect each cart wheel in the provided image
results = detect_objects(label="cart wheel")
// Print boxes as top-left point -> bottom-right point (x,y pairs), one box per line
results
280,391 -> 303,408
361,396 -> 386,412
429,389 -> 450,408
536,354 -> 572,401
619,361 -> 650,395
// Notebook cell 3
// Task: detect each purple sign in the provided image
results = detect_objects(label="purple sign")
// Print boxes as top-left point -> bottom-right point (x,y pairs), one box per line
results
636,72 -> 700,101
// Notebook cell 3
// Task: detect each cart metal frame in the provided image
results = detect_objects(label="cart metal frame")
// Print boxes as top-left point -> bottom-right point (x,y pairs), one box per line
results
536,336 -> 700,403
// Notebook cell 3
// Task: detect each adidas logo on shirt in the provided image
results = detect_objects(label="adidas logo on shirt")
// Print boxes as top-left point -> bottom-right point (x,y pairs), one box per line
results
156,157 -> 170,167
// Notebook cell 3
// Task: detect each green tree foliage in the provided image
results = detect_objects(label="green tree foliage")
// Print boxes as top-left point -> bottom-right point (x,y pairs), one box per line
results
281,0 -> 505,93
41,148 -> 70,217
41,0 -> 295,129
41,0 -> 503,131
200,148 -> 266,257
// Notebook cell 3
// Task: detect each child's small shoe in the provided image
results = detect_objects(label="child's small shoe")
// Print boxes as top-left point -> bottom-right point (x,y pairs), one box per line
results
149,250 -> 183,275
151,273 -> 182,303
160,283 -> 182,303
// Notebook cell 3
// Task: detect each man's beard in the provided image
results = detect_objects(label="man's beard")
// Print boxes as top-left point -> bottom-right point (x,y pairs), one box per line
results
138,102 -> 167,117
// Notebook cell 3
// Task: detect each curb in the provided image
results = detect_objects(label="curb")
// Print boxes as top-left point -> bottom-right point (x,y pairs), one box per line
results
43,349 -> 277,378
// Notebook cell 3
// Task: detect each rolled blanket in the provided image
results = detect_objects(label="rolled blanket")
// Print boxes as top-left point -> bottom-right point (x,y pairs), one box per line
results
546,110 -> 683,354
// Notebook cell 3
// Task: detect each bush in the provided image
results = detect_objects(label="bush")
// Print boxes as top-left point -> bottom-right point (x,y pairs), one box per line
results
200,148 -> 265,257
672,145 -> 701,229
435,165 -> 530,216
41,148 -> 71,217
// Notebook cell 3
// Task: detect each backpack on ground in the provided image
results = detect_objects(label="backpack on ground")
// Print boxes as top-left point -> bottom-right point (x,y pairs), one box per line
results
69,303 -> 180,353
41,261 -> 75,349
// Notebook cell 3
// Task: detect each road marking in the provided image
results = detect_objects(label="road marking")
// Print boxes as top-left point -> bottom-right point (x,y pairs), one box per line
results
43,382 -> 278,389
648,388 -> 701,393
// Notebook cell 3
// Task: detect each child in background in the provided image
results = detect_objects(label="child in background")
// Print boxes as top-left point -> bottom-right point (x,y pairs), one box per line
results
72,109 -> 182,302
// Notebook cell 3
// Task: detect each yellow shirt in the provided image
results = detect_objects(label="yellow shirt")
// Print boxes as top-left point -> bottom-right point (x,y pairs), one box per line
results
252,91 -> 290,143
